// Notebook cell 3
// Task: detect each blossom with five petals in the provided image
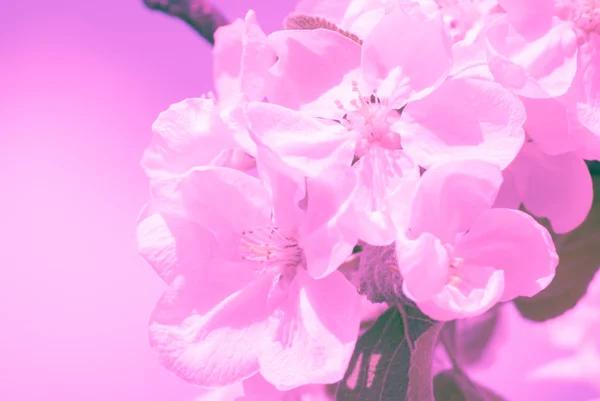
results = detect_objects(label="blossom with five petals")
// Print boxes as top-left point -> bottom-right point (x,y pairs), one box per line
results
395,159 -> 559,321
138,158 -> 361,389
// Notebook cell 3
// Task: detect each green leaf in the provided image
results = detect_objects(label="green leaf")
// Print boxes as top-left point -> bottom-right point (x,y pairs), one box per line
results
433,370 -> 506,401
514,177 -> 600,321
336,305 -> 443,401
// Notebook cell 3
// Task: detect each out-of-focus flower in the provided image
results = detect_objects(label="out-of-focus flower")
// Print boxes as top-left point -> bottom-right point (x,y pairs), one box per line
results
532,269 -> 600,389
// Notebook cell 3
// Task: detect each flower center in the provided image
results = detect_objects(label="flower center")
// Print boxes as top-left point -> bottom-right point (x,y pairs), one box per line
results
336,81 -> 402,158
447,255 -> 466,287
444,242 -> 468,288
239,227 -> 305,276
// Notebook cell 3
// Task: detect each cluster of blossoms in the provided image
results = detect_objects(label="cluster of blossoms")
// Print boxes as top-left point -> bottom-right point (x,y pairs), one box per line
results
136,0 -> 599,399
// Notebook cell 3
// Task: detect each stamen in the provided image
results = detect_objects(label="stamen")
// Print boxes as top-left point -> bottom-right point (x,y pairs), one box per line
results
239,227 -> 304,274
445,243 -> 466,286
334,82 -> 402,158
446,256 -> 476,292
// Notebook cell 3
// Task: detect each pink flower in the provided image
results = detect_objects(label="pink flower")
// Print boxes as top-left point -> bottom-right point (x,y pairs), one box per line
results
248,8 -> 524,246
492,94 -> 595,234
137,162 -> 361,389
485,0 -> 600,99
142,10 -> 277,184
395,159 -> 559,321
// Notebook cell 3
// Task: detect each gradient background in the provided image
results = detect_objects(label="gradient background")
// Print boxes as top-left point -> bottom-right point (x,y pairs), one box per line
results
0,1 -> 598,400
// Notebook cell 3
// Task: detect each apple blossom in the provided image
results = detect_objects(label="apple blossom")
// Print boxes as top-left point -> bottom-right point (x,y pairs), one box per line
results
247,8 -> 525,246
138,160 -> 361,389
395,159 -> 559,321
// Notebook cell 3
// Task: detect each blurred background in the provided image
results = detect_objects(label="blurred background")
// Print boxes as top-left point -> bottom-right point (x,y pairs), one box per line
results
0,1 -> 598,400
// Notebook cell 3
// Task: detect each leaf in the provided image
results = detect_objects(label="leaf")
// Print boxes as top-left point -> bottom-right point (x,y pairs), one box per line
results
336,305 -> 443,401
514,176 -> 600,321
283,14 -> 363,45
441,305 -> 501,366
407,320 -> 445,401
433,370 -> 506,401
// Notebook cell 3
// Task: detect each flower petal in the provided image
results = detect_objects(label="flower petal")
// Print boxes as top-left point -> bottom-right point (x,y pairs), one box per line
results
396,232 -> 450,302
351,148 -> 419,246
252,141 -> 306,234
259,270 -> 361,390
241,374 -> 283,400
246,102 -> 355,176
154,167 -> 272,246
486,16 -> 577,98
141,98 -> 237,182
418,269 -> 504,321
299,164 -> 358,279
408,160 -> 503,243
399,76 -> 525,169
521,96 -> 577,155
240,10 -> 277,102
493,167 -> 522,210
568,35 -> 600,140
361,8 -> 452,96
241,374 -> 332,401
518,143 -> 593,234
213,19 -> 244,101
265,28 -> 361,109
455,208 -> 558,302
149,271 -> 275,387
136,204 -> 217,284
497,0 -> 555,35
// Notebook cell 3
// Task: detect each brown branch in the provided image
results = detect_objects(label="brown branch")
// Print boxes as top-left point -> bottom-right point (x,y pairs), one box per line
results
143,0 -> 228,45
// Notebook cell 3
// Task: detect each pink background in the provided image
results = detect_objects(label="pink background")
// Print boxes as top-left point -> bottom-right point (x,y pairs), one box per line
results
0,1 -> 597,400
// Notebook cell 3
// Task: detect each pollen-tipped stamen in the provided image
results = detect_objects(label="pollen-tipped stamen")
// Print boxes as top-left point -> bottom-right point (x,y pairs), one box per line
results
239,227 -> 304,273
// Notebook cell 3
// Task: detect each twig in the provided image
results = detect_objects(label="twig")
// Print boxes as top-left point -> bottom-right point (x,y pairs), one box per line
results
143,0 -> 228,45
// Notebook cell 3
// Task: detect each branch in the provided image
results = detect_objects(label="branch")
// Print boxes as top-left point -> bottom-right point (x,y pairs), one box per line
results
143,0 -> 228,45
